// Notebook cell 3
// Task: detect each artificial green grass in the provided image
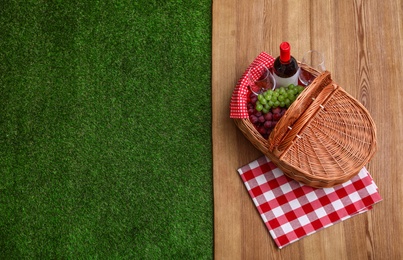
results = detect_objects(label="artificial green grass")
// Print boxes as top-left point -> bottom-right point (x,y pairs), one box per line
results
0,1 -> 212,259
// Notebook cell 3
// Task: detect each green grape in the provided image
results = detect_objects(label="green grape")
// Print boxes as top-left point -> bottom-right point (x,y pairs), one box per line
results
266,95 -> 273,101
258,84 -> 304,110
287,92 -> 294,99
264,92 -> 272,101
258,94 -> 265,102
256,100 -> 261,109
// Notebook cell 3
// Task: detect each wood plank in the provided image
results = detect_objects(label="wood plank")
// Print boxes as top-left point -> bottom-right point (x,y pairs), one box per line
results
212,0 -> 403,259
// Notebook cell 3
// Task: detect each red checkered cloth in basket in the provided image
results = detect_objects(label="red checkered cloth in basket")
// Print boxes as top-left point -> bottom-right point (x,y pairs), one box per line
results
230,52 -> 275,118
238,156 -> 382,249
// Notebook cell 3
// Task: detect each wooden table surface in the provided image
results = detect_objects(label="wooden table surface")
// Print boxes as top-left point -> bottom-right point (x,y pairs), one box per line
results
212,0 -> 403,259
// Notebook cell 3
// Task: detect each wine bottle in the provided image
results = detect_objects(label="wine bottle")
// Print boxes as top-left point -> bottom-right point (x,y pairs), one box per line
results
273,42 -> 300,88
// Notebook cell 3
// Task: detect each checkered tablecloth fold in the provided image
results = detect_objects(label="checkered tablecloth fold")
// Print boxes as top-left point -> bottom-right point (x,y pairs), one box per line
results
230,52 -> 275,118
238,156 -> 382,249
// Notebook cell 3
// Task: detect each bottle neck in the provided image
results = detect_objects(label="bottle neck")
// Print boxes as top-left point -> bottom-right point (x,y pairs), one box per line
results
279,57 -> 292,64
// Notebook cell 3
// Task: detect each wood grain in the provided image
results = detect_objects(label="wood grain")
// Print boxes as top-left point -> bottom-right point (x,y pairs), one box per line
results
212,0 -> 403,259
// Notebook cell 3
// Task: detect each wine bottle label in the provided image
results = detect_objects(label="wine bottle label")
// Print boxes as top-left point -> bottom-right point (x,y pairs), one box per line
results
273,68 -> 300,88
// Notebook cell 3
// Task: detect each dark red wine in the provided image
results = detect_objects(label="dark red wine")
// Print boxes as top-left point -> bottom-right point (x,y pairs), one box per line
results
273,42 -> 299,88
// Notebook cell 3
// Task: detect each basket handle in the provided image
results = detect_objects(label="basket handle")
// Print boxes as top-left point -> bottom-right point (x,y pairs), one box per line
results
268,71 -> 334,156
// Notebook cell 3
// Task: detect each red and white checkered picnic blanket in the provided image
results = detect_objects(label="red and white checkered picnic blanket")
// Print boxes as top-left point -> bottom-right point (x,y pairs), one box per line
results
238,156 -> 382,249
230,52 -> 275,118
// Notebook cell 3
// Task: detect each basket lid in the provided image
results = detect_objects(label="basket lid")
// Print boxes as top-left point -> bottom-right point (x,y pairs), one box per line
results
267,71 -> 377,183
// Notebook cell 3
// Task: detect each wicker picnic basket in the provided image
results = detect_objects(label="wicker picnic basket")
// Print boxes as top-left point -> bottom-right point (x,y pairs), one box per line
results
233,61 -> 377,188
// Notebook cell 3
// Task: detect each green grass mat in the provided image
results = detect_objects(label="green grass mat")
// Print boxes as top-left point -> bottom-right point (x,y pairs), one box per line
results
0,1 -> 212,258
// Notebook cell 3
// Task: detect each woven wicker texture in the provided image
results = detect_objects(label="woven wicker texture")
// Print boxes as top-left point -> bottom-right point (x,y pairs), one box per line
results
233,66 -> 377,188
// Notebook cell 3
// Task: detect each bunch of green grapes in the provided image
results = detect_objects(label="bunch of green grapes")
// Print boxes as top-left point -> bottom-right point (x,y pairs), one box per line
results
255,84 -> 304,114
